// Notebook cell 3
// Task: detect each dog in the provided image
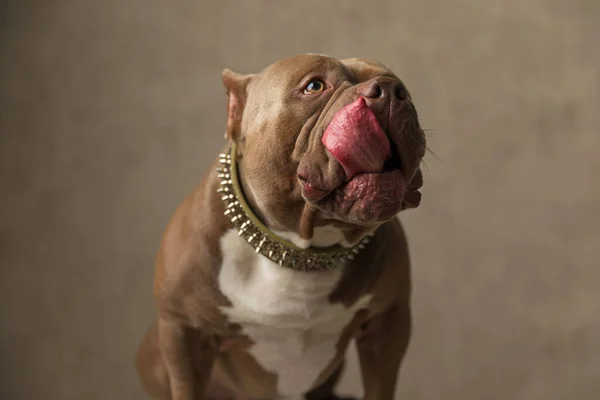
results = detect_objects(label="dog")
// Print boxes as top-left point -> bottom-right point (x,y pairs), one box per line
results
135,54 -> 426,400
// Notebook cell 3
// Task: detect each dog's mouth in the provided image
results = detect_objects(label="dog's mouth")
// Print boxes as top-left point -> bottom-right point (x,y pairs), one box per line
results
298,97 -> 423,225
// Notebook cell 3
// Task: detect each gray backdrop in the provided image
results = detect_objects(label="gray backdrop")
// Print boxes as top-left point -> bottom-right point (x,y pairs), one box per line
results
1,1 -> 599,399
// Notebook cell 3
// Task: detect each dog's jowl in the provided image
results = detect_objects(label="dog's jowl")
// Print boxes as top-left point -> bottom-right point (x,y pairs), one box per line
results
135,54 -> 426,400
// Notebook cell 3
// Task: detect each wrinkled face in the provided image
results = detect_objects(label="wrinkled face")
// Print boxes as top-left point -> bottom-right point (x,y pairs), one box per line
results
225,55 -> 425,231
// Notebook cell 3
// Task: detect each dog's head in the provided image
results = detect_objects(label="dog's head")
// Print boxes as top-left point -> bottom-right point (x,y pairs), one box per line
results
222,55 -> 425,241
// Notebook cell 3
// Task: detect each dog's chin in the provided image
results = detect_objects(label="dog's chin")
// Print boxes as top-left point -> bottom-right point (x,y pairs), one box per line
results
301,169 -> 420,226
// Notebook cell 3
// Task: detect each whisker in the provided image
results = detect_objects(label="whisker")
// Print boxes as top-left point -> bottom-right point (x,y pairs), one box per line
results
424,146 -> 441,163
420,159 -> 432,181
418,127 -> 442,163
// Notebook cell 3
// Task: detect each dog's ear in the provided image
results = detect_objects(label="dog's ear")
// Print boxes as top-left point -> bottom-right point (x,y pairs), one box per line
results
222,69 -> 254,142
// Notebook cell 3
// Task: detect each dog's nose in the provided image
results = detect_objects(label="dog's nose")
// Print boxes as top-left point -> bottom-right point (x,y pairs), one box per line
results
357,78 -> 407,101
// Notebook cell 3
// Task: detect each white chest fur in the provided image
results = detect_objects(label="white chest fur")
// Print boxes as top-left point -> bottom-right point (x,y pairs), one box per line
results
218,229 -> 370,398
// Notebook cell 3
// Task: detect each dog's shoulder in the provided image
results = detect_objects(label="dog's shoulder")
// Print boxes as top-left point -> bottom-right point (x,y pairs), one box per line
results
153,166 -> 233,332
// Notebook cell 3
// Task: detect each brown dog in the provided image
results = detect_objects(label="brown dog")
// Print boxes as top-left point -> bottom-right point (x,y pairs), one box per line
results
135,54 -> 426,400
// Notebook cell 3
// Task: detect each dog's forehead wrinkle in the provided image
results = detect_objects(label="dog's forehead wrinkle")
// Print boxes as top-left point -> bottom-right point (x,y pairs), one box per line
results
258,55 -> 347,87
341,58 -> 398,84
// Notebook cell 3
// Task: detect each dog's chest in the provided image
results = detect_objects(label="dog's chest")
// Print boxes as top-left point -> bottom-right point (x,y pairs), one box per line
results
218,229 -> 369,397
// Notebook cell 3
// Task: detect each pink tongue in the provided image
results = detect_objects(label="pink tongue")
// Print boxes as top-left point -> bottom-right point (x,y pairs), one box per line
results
322,97 -> 391,179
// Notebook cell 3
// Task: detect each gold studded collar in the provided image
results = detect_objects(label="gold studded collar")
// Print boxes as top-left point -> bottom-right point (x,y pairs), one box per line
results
217,143 -> 373,272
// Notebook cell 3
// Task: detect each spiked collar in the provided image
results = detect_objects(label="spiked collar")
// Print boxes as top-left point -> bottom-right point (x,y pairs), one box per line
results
216,143 -> 373,271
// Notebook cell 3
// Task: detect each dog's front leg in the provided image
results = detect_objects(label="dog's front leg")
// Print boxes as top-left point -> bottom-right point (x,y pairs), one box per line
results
355,302 -> 411,400
158,318 -> 217,400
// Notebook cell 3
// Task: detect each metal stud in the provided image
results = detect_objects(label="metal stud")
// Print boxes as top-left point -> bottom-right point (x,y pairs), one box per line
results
255,237 -> 266,254
231,213 -> 243,222
256,238 -> 264,249
279,251 -> 287,266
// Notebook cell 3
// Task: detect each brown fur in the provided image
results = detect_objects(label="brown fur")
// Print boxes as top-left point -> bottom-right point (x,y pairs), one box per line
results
136,54 -> 425,400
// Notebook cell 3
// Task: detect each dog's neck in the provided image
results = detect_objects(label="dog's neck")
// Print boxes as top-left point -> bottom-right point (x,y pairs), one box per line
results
237,170 -> 316,245
217,144 -> 374,271
234,145 -> 375,249
238,181 -> 350,249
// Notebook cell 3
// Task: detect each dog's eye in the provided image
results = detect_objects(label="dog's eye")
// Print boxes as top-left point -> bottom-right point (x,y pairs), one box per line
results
303,80 -> 325,94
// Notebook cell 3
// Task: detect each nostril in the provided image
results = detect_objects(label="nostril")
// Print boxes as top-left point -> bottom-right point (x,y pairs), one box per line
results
360,81 -> 384,99
373,84 -> 383,98
394,84 -> 407,100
